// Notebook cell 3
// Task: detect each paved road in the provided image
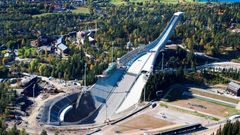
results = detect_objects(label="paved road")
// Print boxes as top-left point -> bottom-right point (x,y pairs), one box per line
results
197,61 -> 240,71
170,44 -> 220,61
192,93 -> 237,107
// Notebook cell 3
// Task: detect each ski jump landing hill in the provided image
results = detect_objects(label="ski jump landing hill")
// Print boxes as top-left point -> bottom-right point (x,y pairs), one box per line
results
39,12 -> 184,126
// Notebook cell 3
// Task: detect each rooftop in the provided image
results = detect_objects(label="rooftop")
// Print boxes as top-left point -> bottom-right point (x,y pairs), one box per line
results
57,43 -> 68,51
174,12 -> 184,16
228,82 -> 240,92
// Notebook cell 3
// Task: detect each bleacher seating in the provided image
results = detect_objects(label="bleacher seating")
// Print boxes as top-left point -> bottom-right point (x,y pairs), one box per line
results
63,69 -> 124,124
48,93 -> 79,124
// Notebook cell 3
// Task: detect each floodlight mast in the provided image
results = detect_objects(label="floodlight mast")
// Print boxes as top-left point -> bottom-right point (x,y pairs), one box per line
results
144,86 -> 146,102
112,42 -> 114,63
84,63 -> 87,87
105,102 -> 108,123
161,51 -> 164,71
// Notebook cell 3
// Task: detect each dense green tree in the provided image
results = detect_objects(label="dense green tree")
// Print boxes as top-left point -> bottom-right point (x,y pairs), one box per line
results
40,130 -> 48,135
215,120 -> 240,135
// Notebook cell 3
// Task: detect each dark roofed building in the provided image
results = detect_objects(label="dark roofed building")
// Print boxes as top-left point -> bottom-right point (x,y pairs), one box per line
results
226,82 -> 240,96
0,44 -> 7,51
56,36 -> 65,45
87,31 -> 95,38
88,36 -> 96,45
31,35 -> 53,47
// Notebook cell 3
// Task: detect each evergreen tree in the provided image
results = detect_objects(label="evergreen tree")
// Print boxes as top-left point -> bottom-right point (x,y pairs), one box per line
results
40,130 -> 48,135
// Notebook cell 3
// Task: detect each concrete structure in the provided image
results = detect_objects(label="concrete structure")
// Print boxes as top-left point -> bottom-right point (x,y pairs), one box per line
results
198,62 -> 240,71
126,41 -> 133,50
40,12 -> 184,125
116,12 -> 184,113
102,62 -> 117,76
226,82 -> 240,96
21,75 -> 38,87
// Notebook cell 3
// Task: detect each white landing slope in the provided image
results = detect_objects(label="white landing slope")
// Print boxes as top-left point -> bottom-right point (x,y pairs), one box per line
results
116,13 -> 183,114
116,73 -> 146,113
93,53 -> 151,123
116,52 -> 155,113
127,53 -> 152,74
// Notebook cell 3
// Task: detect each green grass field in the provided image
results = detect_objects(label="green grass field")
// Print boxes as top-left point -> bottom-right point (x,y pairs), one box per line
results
110,0 -> 193,5
72,7 -> 90,14
190,89 -> 239,104
32,13 -> 58,18
163,84 -> 240,118
33,7 -> 90,17
160,103 -> 220,121
110,0 -> 127,5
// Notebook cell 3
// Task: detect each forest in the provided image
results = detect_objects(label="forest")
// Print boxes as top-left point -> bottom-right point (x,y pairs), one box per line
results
214,120 -> 240,135
0,2 -> 239,83
0,1 -> 239,93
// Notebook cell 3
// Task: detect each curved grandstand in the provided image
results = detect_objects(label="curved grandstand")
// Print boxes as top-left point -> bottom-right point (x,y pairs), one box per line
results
48,93 -> 79,125
39,93 -> 79,125
39,12 -> 184,126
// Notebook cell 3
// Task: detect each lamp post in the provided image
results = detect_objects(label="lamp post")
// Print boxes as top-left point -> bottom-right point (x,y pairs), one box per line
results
112,42 -> 114,63
33,83 -> 36,98
144,86 -> 146,102
161,51 -> 164,71
84,63 -> 87,86
105,102 -> 108,123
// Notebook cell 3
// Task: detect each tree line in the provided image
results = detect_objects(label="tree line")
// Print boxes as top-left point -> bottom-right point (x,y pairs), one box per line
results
214,120 -> 240,135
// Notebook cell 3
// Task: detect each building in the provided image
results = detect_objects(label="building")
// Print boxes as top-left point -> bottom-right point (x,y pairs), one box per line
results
38,45 -> 54,54
88,36 -> 96,45
76,30 -> 97,45
21,76 -> 38,87
226,82 -> 240,96
102,62 -> 117,77
126,41 -> 133,50
54,36 -> 70,56
56,36 -> 65,45
87,31 -> 95,38
0,44 -> 7,51
31,40 -> 40,47
232,29 -> 240,33
76,31 -> 86,45
3,49 -> 14,62
31,35 -> 52,47
56,43 -> 69,56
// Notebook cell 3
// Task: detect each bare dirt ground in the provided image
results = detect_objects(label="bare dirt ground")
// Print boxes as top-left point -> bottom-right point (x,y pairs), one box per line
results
170,98 -> 236,117
99,106 -> 175,135
112,114 -> 173,132
19,92 -> 67,134
99,103 -> 211,135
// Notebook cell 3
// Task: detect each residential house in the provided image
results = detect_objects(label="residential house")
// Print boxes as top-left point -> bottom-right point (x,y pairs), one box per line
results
38,45 -> 54,54
56,43 -> 69,56
88,36 -> 96,45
